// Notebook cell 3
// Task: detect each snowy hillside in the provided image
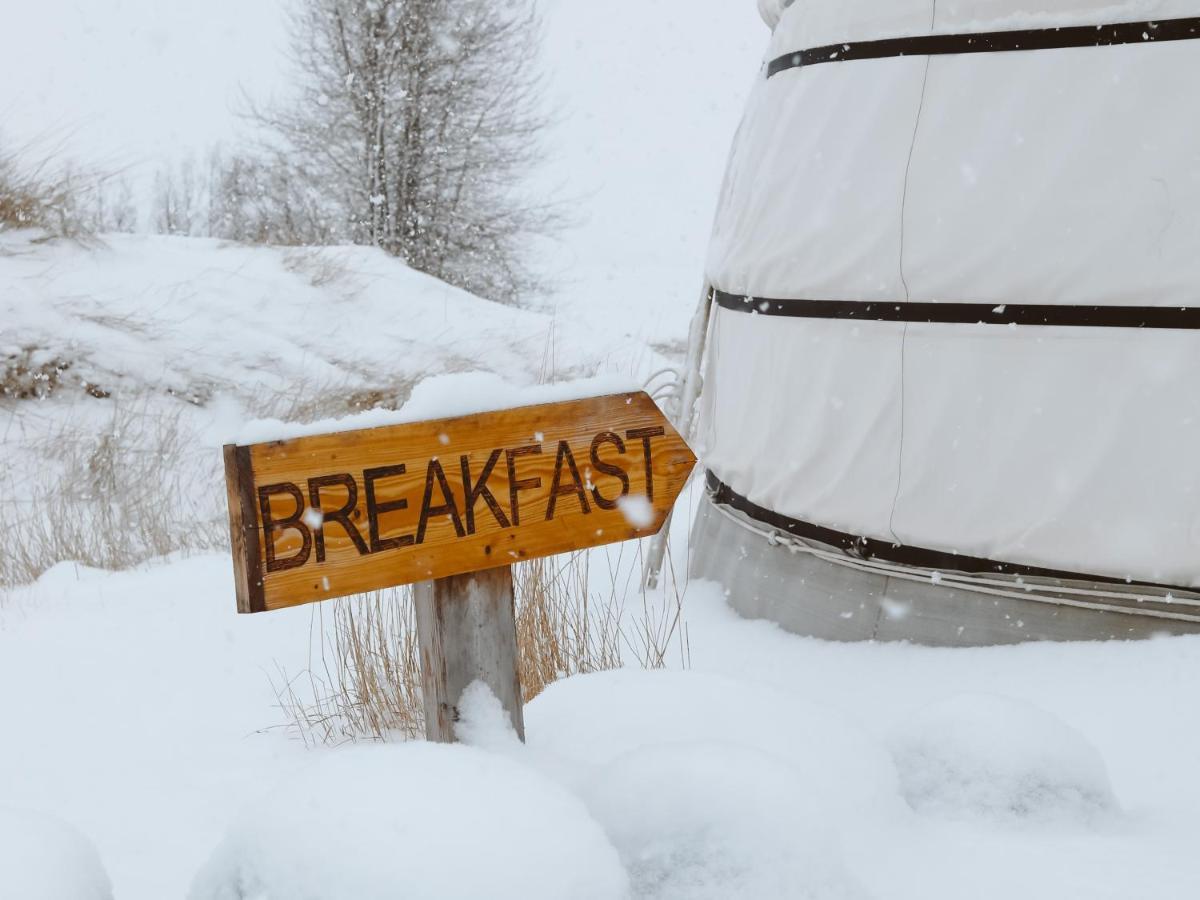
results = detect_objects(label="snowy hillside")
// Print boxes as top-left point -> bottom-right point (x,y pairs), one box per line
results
0,231 -> 670,405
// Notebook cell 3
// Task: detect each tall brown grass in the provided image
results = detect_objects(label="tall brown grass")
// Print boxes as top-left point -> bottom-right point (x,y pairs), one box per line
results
0,403 -> 226,587
274,542 -> 690,746
0,143 -> 96,240
272,589 -> 426,745
0,374 -> 453,589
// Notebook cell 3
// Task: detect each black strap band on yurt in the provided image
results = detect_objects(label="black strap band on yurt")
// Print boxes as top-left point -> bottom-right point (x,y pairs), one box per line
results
705,470 -> 1195,594
711,289 -> 1200,330
767,16 -> 1200,78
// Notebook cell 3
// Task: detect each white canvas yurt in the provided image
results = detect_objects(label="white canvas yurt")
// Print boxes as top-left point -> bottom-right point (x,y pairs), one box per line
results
686,0 -> 1200,643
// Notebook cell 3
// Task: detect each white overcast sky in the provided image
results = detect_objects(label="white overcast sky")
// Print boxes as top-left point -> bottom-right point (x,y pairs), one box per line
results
1,0 -> 289,168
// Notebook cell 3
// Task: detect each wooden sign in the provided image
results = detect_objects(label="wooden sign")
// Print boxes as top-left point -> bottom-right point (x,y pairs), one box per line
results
223,392 -> 696,614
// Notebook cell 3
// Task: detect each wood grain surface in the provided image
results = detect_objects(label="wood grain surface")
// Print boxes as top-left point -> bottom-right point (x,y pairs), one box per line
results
223,391 -> 696,613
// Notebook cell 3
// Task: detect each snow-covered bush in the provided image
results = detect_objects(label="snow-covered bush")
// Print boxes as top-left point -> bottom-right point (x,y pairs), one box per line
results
889,693 -> 1116,822
188,742 -> 629,900
0,808 -> 113,900
585,742 -> 868,900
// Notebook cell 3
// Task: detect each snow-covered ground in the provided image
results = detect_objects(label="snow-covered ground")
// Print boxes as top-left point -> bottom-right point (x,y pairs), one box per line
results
5,535 -> 1200,899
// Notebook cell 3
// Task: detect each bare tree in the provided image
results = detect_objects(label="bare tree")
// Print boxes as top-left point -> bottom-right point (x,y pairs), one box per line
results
208,148 -> 340,246
249,0 -> 556,304
152,157 -> 208,236
92,175 -> 138,234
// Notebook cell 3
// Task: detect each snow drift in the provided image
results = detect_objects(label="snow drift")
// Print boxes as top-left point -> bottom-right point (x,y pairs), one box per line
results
187,742 -> 628,900
525,668 -> 903,821
584,742 -> 868,900
0,808 -> 113,900
890,693 -> 1116,823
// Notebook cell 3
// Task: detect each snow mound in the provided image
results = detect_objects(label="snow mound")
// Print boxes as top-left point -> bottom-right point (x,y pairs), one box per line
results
585,742 -> 869,900
188,742 -> 628,900
889,693 -> 1116,822
0,808 -> 113,900
525,669 -> 904,820
460,677 -> 867,897
454,680 -> 527,754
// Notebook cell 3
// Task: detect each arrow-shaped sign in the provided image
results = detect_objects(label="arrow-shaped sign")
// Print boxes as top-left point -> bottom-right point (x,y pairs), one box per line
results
223,391 -> 697,614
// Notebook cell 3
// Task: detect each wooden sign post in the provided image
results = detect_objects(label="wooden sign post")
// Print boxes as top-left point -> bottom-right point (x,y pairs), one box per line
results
223,391 -> 696,742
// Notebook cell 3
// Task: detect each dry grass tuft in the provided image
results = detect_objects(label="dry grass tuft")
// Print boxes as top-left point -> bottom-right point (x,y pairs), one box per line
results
1,347 -> 73,400
0,376 -> 423,590
275,543 -> 690,746
282,247 -> 359,290
0,143 -> 97,240
273,589 -> 426,746
1,346 -> 110,401
515,552 -> 623,701
246,375 -> 419,426
0,403 -> 226,587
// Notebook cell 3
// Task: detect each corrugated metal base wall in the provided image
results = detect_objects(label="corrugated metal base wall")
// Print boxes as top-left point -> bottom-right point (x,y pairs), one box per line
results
688,493 -> 1200,646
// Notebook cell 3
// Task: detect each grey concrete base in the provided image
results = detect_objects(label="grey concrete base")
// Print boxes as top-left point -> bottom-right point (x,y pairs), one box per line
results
689,494 -> 1200,646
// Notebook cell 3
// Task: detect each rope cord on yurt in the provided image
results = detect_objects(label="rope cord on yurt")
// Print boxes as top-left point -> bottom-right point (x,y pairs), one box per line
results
888,0 -> 937,543
706,494 -> 1200,625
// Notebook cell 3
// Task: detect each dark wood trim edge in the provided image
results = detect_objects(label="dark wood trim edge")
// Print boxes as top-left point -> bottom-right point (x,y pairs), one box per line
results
223,444 -> 266,614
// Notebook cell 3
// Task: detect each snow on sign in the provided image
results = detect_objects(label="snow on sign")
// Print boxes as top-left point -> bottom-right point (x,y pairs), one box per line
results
222,392 -> 696,614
